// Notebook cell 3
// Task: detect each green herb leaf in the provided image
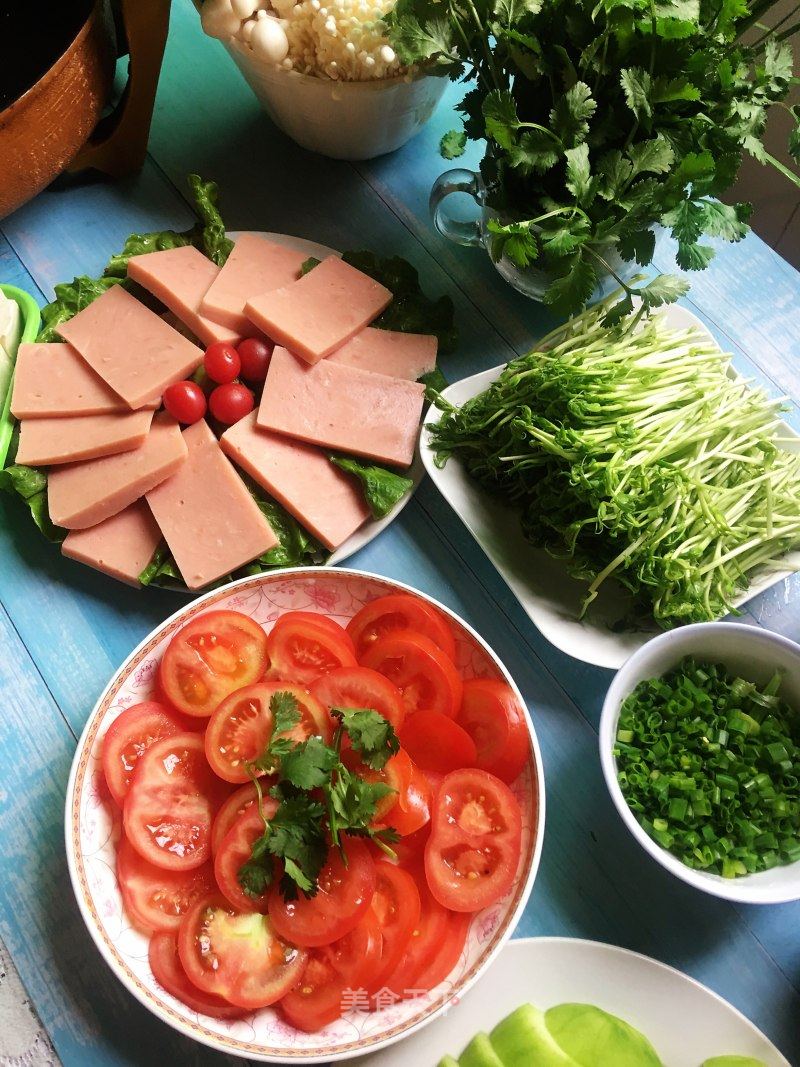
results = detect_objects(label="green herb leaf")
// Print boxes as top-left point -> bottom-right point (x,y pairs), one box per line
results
138,542 -> 182,586
627,135 -> 674,178
335,707 -> 401,770
542,253 -> 597,315
440,129 -> 467,159
639,274 -> 690,308
675,242 -> 715,270
549,81 -> 596,147
564,143 -> 595,206
617,229 -> 656,265
483,90 -> 520,150
0,463 -> 65,542
329,455 -> 413,519
620,68 -> 652,121
280,736 -> 340,790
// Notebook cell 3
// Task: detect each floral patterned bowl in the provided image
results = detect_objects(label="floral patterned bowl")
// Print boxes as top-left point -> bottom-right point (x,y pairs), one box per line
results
65,568 -> 545,1062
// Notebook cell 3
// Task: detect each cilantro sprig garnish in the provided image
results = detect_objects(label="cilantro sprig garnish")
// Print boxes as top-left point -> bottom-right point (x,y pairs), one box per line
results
238,693 -> 401,902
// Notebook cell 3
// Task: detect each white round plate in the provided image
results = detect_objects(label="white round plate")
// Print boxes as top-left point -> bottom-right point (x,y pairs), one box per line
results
359,937 -> 791,1066
65,568 -> 545,1062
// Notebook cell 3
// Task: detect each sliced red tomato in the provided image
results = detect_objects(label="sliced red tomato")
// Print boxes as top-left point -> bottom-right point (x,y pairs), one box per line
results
321,908 -> 383,989
159,610 -> 269,717
214,801 -> 277,912
117,837 -> 216,935
268,838 -> 376,948
276,612 -> 356,656
211,782 -> 260,856
342,747 -> 413,824
178,894 -> 306,1010
405,909 -> 471,995
385,882 -> 468,998
379,762 -> 432,837
101,702 -> 190,807
124,733 -> 223,871
267,615 -> 357,685
205,682 -> 332,783
348,595 -> 456,662
399,710 -> 477,775
361,631 -> 463,719
364,864 -> 421,997
391,822 -> 431,868
425,768 -> 522,913
278,951 -> 346,1032
149,932 -> 245,1019
311,666 -> 405,732
457,679 -> 530,784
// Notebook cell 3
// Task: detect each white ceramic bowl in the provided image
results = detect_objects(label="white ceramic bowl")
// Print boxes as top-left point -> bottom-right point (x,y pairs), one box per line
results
65,567 -> 545,1061
224,38 -> 447,159
600,622 -> 800,904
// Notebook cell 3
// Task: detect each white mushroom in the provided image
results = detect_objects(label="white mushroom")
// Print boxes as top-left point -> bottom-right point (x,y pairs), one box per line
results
249,15 -> 290,62
201,0 -> 242,39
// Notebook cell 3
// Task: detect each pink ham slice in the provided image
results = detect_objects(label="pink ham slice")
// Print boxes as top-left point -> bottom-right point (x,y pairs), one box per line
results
200,233 -> 307,336
48,413 -> 187,530
61,501 -> 162,586
15,409 -> 154,466
245,256 -> 392,365
328,327 -> 438,381
127,245 -> 241,347
10,342 -> 158,418
146,419 -> 278,590
257,347 -> 424,468
221,412 -> 370,551
57,284 -> 204,409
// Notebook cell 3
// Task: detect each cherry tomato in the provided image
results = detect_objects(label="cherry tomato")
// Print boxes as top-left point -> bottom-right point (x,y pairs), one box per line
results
205,682 -> 332,783
117,837 -> 216,935
361,631 -> 463,719
268,838 -> 376,948
163,380 -> 207,425
209,382 -> 254,425
203,341 -> 241,384
278,952 -> 346,1032
364,863 -> 421,998
267,615 -> 357,686
149,932 -> 246,1019
425,768 -> 522,913
101,701 -> 190,807
159,610 -> 269,717
399,710 -> 477,775
237,337 -> 273,383
178,894 -> 306,1010
458,679 -> 530,784
348,594 -> 456,662
385,882 -> 469,999
214,801 -> 277,912
311,666 -> 405,732
211,782 -> 260,855
379,762 -> 431,837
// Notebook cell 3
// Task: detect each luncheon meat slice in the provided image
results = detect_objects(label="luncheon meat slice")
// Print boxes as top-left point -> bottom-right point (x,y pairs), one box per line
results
200,233 -> 307,335
57,284 -> 204,409
127,245 -> 241,347
328,327 -> 437,381
15,409 -> 154,466
48,413 -> 187,529
221,412 -> 370,551
61,501 -> 162,586
257,347 -> 424,468
146,419 -> 278,590
10,342 -> 158,417
244,256 -> 392,364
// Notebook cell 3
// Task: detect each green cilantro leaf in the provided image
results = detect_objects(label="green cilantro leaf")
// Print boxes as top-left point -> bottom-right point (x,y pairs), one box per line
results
542,253 -> 598,316
280,736 -> 340,790
483,90 -> 520,149
620,68 -> 652,121
549,82 -> 596,147
564,143 -> 595,206
335,707 -> 401,770
675,242 -> 716,270
617,229 -> 656,265
440,129 -> 467,159
639,274 -> 690,308
627,135 -> 674,178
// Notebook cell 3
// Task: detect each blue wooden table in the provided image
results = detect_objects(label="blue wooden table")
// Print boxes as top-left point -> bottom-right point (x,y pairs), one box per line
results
2,3 -> 800,1063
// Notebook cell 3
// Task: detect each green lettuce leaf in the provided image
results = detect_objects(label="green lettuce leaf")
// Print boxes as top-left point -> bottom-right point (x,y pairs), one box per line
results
138,543 -> 182,587
0,464 -> 66,543
104,231 -> 194,279
188,174 -> 233,266
330,455 -> 413,519
249,495 -> 326,569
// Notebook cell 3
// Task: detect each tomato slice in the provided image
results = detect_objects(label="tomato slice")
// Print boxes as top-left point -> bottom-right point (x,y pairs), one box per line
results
311,666 -> 405,732
348,595 -> 456,662
385,882 -> 469,998
214,801 -> 277,912
124,734 -> 223,871
342,747 -> 413,824
211,782 -> 260,856
159,610 -> 269,717
399,710 -> 477,775
178,894 -> 306,1010
406,909 -> 471,995
278,952 -> 346,1032
457,678 -> 530,784
268,838 -> 376,948
361,631 -> 463,719
205,682 -> 332,783
364,863 -> 421,998
267,615 -> 357,685
117,837 -> 216,935
276,612 -> 356,656
379,762 -> 431,837
321,907 -> 383,989
101,702 -> 192,808
425,768 -> 522,913
149,932 -> 246,1019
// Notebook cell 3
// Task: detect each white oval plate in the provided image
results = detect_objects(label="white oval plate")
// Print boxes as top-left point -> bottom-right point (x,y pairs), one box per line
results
360,936 -> 790,1066
421,304 -> 800,669
65,567 -> 545,1062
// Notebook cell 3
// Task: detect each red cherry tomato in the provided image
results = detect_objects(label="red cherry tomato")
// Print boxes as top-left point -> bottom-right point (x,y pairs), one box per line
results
385,882 -> 469,999
117,837 -> 216,935
209,382 -> 254,425
311,666 -> 405,732
364,863 -> 421,998
268,838 -> 376,948
348,594 -> 456,661
399,710 -> 477,775
267,615 -> 357,686
237,337 -> 273,382
424,768 -> 523,913
101,701 -> 190,807
149,932 -> 246,1019
204,341 -> 241,384
163,380 -> 207,425
361,631 -> 463,719
214,801 -> 277,912
458,679 -> 530,784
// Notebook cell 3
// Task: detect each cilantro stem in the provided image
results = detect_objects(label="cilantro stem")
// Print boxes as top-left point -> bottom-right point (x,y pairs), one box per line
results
762,149 -> 800,188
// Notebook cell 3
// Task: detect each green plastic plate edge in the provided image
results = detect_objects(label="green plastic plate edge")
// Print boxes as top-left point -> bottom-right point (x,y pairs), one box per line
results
0,284 -> 41,469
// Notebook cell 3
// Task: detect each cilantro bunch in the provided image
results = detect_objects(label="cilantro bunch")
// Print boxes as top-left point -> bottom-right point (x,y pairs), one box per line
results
239,692 -> 401,901
386,0 -> 800,317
